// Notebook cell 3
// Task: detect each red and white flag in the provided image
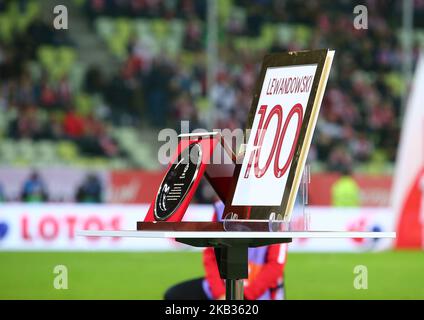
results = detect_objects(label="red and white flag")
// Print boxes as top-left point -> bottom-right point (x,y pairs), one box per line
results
392,53 -> 424,249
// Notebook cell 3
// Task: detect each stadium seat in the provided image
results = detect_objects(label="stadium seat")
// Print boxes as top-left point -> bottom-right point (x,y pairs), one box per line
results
27,61 -> 42,82
38,46 -> 57,75
133,19 -> 151,37
96,18 -> 115,40
115,18 -> 133,40
57,141 -> 79,163
17,1 -> 40,32
110,158 -> 130,169
416,30 -> 424,44
384,72 -> 404,97
164,37 -> 180,57
152,19 -> 168,40
73,0 -> 86,7
261,24 -> 277,48
180,52 -> 195,67
107,33 -> 128,59
0,14 -> 13,43
169,20 -> 185,40
112,127 -> 160,168
59,47 -> 77,71
16,140 -> 36,162
218,0 -> 233,22
131,146 -> 152,168
0,139 -> 17,164
138,34 -> 159,55
234,37 -> 250,51
36,141 -> 58,165
0,115 -> 7,138
294,25 -> 312,47
113,18 -> 133,57
87,157 -> 109,168
276,24 -> 294,46
196,97 -> 210,112
69,62 -> 86,92
75,93 -> 93,116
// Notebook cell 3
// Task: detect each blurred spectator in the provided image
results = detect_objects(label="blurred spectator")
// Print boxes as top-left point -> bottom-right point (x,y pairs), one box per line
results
80,113 -> 120,157
350,132 -> 374,162
144,58 -> 174,127
328,145 -> 354,173
183,17 -> 203,51
41,112 -> 64,140
8,106 -> 42,139
331,167 -> 360,207
75,174 -> 103,203
0,183 -> 5,202
63,107 -> 85,138
84,66 -> 106,94
21,171 -> 48,202
57,75 -> 72,108
38,73 -> 58,108
211,72 -> 236,121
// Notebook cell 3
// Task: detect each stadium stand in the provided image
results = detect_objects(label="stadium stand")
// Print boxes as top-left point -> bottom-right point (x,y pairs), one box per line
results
1,0 -> 424,175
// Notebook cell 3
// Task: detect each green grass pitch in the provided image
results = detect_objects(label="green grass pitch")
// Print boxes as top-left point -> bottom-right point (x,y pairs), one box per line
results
0,251 -> 423,299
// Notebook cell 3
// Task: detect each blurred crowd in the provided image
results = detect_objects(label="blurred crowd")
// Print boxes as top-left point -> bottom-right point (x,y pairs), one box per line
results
0,2 -> 120,158
0,170 -> 103,203
1,0 -> 424,173
85,0 -> 207,21
83,0 -> 423,172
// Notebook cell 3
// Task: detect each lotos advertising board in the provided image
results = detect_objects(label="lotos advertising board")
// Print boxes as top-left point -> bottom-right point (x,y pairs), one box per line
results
0,204 -> 393,252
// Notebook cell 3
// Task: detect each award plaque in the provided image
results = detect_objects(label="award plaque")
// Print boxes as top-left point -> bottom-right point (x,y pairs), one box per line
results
154,143 -> 202,220
139,132 -> 237,229
138,49 -> 334,231
225,49 -> 334,221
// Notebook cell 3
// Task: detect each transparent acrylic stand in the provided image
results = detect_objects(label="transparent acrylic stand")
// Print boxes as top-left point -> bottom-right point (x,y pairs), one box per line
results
223,164 -> 311,233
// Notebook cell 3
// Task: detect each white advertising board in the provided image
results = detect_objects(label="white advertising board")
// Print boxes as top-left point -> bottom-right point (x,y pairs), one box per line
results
0,204 -> 393,252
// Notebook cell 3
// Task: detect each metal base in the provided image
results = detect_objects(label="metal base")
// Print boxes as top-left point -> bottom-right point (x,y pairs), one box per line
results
176,237 -> 292,300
